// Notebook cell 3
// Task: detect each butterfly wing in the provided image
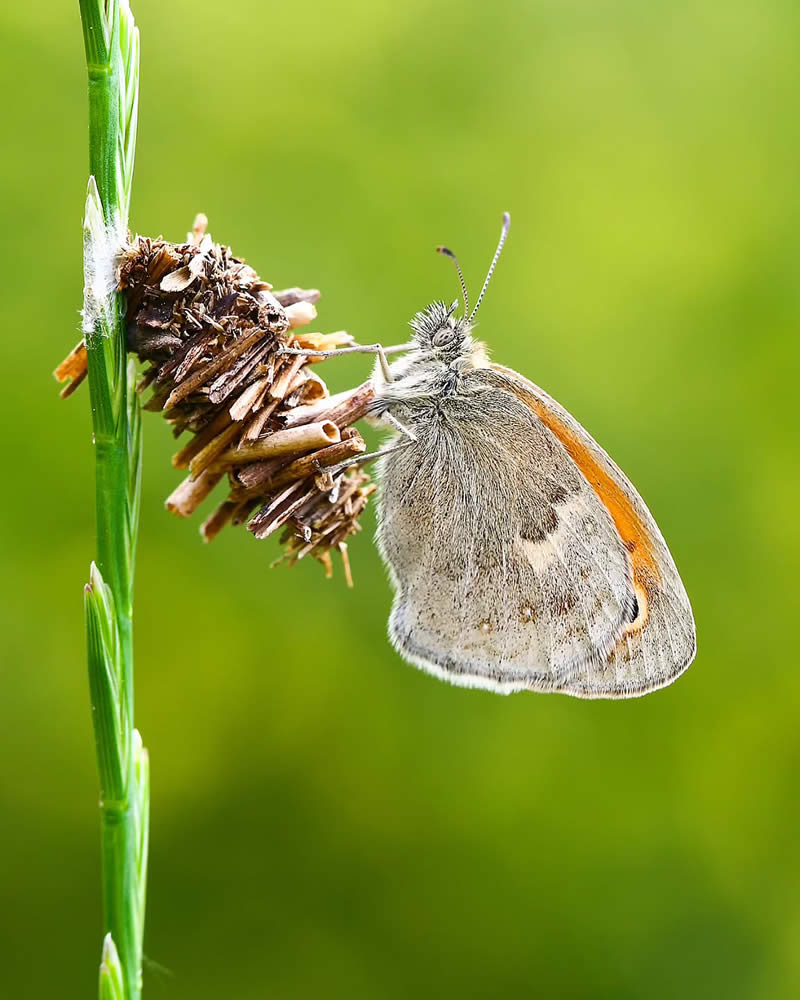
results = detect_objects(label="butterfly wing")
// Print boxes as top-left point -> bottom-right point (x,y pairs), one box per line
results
376,367 -> 695,698
487,364 -> 696,696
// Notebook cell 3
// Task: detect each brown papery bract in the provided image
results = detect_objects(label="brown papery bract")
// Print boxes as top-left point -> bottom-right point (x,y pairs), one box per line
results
55,214 -> 378,583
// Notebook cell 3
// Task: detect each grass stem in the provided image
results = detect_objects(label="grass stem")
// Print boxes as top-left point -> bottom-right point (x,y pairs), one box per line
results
77,2 -> 147,998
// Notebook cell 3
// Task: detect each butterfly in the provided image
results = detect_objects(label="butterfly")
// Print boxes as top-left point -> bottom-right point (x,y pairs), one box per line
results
360,213 -> 696,698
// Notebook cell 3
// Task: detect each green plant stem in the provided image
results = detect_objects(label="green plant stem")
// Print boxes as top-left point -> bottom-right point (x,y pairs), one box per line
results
78,2 -> 145,998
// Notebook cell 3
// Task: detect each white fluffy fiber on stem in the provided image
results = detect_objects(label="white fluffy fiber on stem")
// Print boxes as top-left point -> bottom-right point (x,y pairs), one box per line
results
82,176 -> 127,336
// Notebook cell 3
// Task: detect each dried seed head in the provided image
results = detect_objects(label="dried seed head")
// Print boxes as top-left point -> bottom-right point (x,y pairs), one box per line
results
56,215 -> 378,583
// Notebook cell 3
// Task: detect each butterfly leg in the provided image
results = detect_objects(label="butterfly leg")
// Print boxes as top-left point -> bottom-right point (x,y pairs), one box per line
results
381,411 -> 417,441
325,440 -> 414,478
279,342 -> 413,383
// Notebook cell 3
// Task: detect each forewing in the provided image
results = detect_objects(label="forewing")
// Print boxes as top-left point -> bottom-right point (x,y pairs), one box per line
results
487,365 -> 696,697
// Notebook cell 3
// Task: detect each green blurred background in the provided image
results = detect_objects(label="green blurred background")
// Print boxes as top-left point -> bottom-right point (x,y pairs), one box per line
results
2,1 -> 799,997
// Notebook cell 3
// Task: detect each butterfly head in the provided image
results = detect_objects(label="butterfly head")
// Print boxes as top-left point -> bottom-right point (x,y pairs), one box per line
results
409,300 -> 472,358
371,214 -> 510,415
411,212 -> 510,358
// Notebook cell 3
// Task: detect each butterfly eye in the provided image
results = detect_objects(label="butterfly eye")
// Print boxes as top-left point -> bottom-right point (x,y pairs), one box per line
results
432,327 -> 454,347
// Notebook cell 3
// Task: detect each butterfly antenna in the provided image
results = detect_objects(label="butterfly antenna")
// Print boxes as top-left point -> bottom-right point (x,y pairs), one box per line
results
468,211 -> 510,323
436,245 -> 469,317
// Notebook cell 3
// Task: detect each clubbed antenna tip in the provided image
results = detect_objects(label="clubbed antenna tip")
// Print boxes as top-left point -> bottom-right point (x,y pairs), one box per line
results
436,245 -> 470,317
468,211 -> 510,323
